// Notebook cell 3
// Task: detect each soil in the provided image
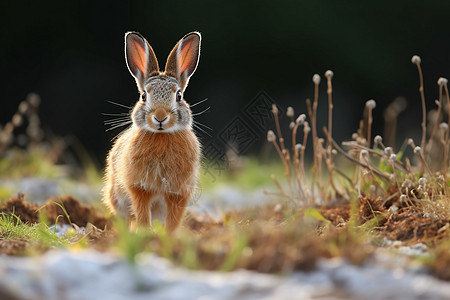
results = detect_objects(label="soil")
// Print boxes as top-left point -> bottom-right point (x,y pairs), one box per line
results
0,194 -> 112,255
0,193 -> 40,224
0,193 -> 111,229
0,238 -> 28,255
384,207 -> 449,244
44,195 -> 110,230
0,194 -> 449,275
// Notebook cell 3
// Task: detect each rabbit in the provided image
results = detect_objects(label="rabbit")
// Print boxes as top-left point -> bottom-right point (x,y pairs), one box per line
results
103,31 -> 202,232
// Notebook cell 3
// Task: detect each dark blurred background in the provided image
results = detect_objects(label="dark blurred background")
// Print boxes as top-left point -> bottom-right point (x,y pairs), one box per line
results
1,0 -> 450,167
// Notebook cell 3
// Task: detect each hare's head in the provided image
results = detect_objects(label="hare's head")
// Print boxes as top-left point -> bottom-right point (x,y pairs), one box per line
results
125,32 -> 201,132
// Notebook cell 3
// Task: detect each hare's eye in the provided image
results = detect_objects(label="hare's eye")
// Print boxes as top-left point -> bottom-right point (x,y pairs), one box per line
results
141,92 -> 146,102
176,90 -> 182,102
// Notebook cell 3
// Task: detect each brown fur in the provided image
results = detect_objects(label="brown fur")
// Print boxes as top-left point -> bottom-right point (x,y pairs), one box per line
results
103,128 -> 200,232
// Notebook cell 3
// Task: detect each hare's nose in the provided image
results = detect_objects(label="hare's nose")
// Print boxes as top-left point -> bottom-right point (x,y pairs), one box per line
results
152,115 -> 169,125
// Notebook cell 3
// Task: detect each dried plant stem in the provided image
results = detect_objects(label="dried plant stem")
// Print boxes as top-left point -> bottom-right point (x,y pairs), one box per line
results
312,83 -> 319,151
272,107 -> 293,194
416,151 -> 433,177
325,74 -> 336,198
414,62 -> 427,153
361,155 -> 383,186
342,142 -> 409,174
291,125 -> 302,191
270,174 -> 291,199
440,135 -> 448,196
322,127 -> 339,198
270,138 -> 292,194
326,74 -> 333,148
313,81 -> 320,164
300,125 -> 309,181
389,158 -> 403,195
329,137 -> 390,182
263,190 -> 291,199
273,106 -> 286,152
317,140 -> 325,199
367,107 -> 373,148
334,168 -> 354,186
443,84 -> 450,181
309,79 -> 321,195
427,85 -> 443,153
291,124 -> 306,201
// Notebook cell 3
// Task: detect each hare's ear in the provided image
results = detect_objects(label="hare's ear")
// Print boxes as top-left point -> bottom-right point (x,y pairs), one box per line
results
125,32 -> 159,91
165,32 -> 201,90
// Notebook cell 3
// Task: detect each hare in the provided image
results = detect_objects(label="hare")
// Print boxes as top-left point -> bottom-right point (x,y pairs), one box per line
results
103,31 -> 201,232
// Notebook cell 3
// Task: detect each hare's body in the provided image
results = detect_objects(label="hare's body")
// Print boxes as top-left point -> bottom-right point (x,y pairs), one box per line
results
104,128 -> 200,231
103,31 -> 202,231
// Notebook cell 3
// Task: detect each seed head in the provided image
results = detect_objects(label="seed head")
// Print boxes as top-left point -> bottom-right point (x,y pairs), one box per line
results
274,203 -> 282,213
303,122 -> 311,133
295,144 -> 303,151
390,154 -> 397,161
438,77 -> 448,87
411,55 -> 421,64
286,106 -> 294,118
418,177 -> 427,186
352,133 -> 358,140
312,74 -> 321,85
267,130 -> 276,142
325,70 -> 334,79
400,194 -> 407,202
407,138 -> 415,146
366,99 -> 376,109
331,149 -> 337,155
18,101 -> 29,114
12,114 -> 23,127
27,93 -> 41,107
402,179 -> 413,188
361,150 -> 368,157
357,137 -> 365,145
414,146 -> 422,154
440,122 -> 448,131
271,104 -> 278,115
384,147 -> 393,156
374,135 -> 382,144
296,114 -> 306,125
389,205 -> 399,213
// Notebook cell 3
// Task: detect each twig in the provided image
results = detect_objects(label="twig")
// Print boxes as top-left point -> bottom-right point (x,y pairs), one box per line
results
411,56 -> 427,156
327,132 -> 390,182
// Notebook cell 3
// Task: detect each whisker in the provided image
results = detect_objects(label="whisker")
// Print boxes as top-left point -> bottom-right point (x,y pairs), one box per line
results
189,98 -> 209,108
137,130 -> 148,147
104,121 -> 130,127
111,126 -> 131,141
193,123 -> 212,137
192,106 -> 211,116
104,121 -> 130,126
106,100 -> 132,109
104,117 -> 130,125
102,112 -> 129,117
193,120 -> 213,131
106,121 -> 133,132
